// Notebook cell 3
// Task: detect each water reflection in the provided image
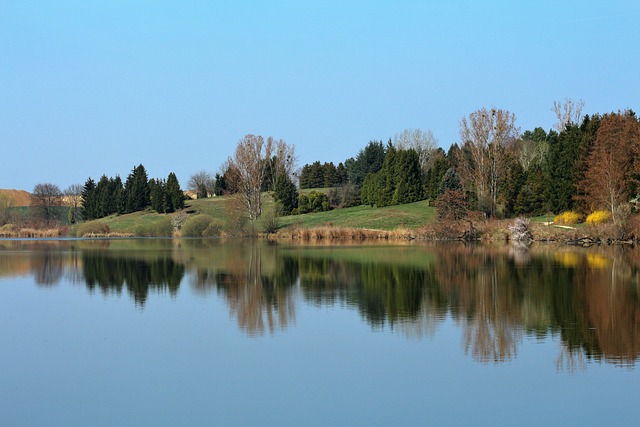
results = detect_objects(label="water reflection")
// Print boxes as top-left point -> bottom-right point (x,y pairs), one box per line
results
1,239 -> 639,366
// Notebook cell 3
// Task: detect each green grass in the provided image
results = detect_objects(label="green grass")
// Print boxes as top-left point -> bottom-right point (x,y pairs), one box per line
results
187,194 -> 436,231
279,200 -> 436,230
75,194 -> 437,236
76,210 -> 168,235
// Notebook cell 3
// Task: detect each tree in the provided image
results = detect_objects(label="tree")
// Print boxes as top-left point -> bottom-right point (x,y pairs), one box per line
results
457,107 -> 520,217
81,177 -> 97,221
213,172 -> 228,196
577,111 -> 640,224
124,164 -> 150,213
347,140 -> 386,189
226,134 -> 274,222
188,171 -> 215,198
553,98 -> 585,132
547,115 -> 600,213
165,172 -> 184,213
149,178 -> 167,213
435,189 -> 469,220
273,171 -> 298,215
31,183 -> 62,224
265,138 -> 298,192
393,128 -> 438,174
64,184 -> 83,224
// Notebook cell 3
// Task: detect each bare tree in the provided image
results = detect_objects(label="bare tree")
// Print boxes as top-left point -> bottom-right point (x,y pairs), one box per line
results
553,97 -> 585,132
393,128 -> 438,173
516,138 -> 548,172
458,107 -> 520,216
266,138 -> 298,191
31,183 -> 62,224
64,184 -> 83,224
188,170 -> 215,198
226,134 -> 274,222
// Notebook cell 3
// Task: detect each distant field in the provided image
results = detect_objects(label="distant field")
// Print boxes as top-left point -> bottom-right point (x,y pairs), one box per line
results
0,189 -> 32,206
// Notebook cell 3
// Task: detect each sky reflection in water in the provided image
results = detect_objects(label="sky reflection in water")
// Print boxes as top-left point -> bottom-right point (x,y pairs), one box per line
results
1,239 -> 639,426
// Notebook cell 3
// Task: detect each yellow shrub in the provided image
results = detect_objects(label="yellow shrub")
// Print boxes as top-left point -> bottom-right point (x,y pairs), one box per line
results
554,211 -> 583,225
585,210 -> 611,225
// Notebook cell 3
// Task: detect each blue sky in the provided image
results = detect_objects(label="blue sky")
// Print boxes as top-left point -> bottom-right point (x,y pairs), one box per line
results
1,0 -> 638,191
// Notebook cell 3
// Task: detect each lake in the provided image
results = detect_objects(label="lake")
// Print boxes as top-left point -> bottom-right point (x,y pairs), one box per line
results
1,238 -> 639,426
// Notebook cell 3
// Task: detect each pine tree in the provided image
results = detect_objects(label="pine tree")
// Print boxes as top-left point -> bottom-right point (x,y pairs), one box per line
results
165,172 -> 184,213
80,177 -> 97,221
274,172 -> 298,215
124,164 -> 150,213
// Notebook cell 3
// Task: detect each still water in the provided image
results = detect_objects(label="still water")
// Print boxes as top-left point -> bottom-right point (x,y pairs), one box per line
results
1,238 -> 639,426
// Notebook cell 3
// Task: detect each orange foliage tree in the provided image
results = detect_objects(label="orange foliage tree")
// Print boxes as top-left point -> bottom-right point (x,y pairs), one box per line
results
577,111 -> 640,224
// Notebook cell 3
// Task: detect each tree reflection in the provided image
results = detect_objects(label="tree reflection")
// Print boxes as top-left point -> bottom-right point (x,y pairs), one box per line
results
2,239 -> 640,365
193,242 -> 298,336
81,251 -> 184,306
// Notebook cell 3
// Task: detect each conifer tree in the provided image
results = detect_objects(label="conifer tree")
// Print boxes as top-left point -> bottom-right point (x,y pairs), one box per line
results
81,177 -> 97,221
165,172 -> 184,213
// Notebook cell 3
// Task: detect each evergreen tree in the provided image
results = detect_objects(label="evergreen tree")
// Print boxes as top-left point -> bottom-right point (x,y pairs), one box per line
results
149,178 -> 167,213
213,173 -> 227,196
112,175 -> 125,214
80,177 -> 97,221
392,149 -> 422,205
274,172 -> 298,215
347,140 -> 386,188
95,175 -> 112,218
124,164 -> 150,213
165,172 -> 184,213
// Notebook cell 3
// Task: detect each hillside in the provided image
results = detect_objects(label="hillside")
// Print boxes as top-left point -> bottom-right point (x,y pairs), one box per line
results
0,189 -> 31,206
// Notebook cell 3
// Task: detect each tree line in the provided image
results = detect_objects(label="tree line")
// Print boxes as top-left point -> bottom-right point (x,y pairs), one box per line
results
8,99 -> 638,230
81,164 -> 184,221
287,104 -> 639,222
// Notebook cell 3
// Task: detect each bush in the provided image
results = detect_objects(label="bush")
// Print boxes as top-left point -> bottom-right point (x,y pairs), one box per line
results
76,221 -> 110,237
586,210 -> 611,225
554,211 -> 583,225
181,214 -> 218,237
135,217 -> 174,237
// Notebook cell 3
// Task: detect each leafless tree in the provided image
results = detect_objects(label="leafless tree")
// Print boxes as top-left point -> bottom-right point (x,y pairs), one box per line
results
458,107 -> 520,217
552,97 -> 585,132
64,184 -> 83,224
31,183 -> 62,224
226,134 -> 274,222
393,128 -> 438,173
516,138 -> 548,172
188,170 -> 215,198
266,138 -> 298,191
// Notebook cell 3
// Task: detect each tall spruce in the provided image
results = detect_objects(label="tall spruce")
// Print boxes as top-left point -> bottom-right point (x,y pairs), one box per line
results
165,172 -> 184,213
124,164 -> 150,213
80,177 -> 97,221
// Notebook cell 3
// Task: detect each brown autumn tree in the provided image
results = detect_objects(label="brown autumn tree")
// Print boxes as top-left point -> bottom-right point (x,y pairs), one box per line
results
457,107 -> 520,217
226,134 -> 274,222
577,111 -> 640,224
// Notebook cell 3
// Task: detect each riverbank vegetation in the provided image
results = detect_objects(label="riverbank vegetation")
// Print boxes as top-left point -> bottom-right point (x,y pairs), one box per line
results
2,100 -> 639,244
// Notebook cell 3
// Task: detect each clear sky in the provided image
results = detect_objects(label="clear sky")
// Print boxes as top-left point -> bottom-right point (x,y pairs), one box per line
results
1,0 -> 638,191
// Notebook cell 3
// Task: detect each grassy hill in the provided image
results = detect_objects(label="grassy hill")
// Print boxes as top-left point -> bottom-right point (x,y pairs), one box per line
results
0,189 -> 32,206
185,193 -> 436,231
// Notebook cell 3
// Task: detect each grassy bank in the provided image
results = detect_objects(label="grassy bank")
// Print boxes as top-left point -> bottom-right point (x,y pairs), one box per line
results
3,191 -> 638,245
